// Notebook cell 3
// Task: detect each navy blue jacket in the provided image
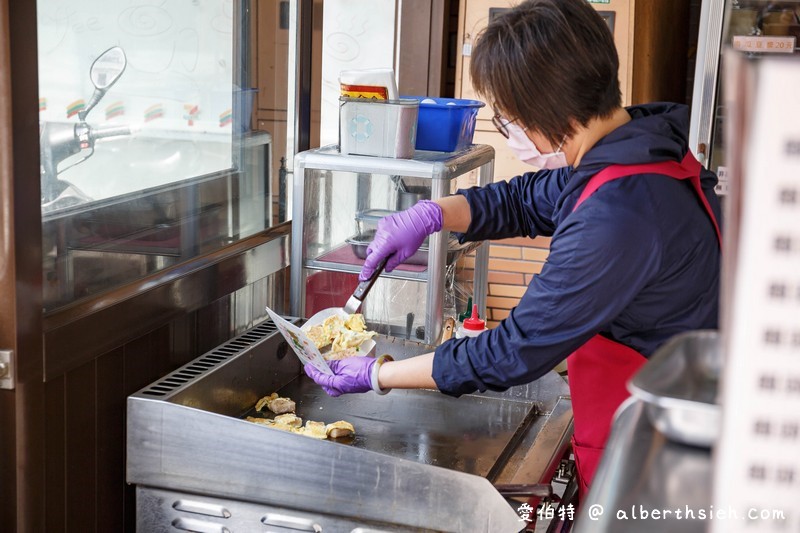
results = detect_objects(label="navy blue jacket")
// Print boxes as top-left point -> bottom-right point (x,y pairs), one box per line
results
432,103 -> 721,396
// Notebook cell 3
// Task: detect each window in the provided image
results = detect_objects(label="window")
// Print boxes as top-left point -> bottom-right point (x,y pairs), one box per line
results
37,0 -> 292,311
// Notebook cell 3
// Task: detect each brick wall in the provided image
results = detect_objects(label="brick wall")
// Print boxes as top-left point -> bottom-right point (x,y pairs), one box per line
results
457,235 -> 563,366
485,236 -> 550,327
460,235 -> 551,328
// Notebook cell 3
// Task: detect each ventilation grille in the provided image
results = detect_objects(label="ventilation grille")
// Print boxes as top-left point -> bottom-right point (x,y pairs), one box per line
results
139,320 -> 279,397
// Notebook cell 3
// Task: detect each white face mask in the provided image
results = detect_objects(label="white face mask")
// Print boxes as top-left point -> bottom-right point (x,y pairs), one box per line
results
505,122 -> 569,169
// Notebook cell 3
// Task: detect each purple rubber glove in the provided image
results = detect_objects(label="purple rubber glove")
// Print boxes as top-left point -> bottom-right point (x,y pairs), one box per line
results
304,358 -> 376,397
360,200 -> 443,281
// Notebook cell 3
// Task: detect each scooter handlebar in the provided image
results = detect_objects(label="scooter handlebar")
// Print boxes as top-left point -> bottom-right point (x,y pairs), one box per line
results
88,124 -> 132,142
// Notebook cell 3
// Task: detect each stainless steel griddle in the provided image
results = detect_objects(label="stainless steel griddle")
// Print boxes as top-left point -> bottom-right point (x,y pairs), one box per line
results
128,318 -> 573,532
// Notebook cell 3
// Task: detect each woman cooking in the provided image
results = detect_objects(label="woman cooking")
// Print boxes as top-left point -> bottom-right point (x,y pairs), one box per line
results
304,0 -> 721,496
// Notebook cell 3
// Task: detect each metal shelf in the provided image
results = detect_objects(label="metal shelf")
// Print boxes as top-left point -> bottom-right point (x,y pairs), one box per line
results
305,238 -> 481,283
291,145 -> 494,344
304,260 -> 429,282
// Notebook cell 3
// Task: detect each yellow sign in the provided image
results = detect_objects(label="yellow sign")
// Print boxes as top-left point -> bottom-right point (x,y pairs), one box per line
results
340,84 -> 389,100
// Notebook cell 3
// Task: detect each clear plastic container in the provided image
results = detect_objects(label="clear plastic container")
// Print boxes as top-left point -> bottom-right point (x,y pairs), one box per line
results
339,97 -> 419,158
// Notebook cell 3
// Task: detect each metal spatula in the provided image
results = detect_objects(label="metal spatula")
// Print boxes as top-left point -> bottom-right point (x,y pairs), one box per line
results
305,257 -> 388,328
343,258 -> 387,314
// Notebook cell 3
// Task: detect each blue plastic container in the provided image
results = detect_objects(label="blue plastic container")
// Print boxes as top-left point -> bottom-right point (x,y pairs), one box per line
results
406,96 -> 485,152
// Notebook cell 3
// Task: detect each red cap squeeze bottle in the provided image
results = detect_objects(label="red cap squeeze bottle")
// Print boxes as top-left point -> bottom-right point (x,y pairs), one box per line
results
456,304 -> 487,338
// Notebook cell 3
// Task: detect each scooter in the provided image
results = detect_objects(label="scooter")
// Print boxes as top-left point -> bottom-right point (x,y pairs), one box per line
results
40,46 -> 132,213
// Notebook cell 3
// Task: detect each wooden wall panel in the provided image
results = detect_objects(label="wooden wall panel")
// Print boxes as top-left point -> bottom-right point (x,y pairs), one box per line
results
151,325 -> 176,380
254,0 -> 290,198
631,0 -> 692,104
396,0 -> 449,97
65,361 -> 97,532
33,232 -> 289,530
0,390 -> 14,527
44,377 -> 66,529
124,470 -> 136,533
38,296 -> 241,531
2,0 -> 47,530
170,313 -> 199,370
0,0 -> 17,524
256,0 -> 290,113
96,348 -> 126,533
196,297 -> 234,355
124,329 -> 170,389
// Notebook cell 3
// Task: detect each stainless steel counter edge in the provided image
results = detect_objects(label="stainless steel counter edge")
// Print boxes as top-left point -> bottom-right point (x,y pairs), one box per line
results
508,397 -> 573,486
126,396 -> 524,532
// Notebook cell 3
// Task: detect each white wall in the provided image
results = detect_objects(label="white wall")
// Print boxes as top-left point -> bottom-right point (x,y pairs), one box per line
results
320,0 -> 397,146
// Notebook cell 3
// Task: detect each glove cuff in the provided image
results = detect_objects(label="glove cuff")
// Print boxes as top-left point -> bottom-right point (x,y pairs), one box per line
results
370,354 -> 394,395
417,200 -> 444,233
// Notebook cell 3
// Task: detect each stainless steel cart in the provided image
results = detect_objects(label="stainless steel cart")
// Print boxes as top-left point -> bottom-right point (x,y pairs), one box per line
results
290,145 -> 494,344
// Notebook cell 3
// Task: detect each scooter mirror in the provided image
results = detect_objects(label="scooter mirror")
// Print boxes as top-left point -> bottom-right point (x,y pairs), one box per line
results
90,46 -> 127,90
80,46 -> 127,121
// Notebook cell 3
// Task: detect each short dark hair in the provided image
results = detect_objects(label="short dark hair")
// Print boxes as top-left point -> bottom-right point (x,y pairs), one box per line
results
470,0 -> 621,146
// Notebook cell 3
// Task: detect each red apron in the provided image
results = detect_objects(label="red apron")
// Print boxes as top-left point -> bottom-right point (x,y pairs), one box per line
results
567,151 -> 721,498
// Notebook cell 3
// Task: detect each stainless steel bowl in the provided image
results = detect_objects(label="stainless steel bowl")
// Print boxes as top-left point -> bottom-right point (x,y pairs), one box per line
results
628,330 -> 721,447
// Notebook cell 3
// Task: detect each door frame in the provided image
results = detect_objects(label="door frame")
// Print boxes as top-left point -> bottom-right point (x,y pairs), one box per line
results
0,0 -> 47,530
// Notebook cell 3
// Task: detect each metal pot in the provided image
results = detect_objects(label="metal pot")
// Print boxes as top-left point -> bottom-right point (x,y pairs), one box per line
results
397,187 -> 427,210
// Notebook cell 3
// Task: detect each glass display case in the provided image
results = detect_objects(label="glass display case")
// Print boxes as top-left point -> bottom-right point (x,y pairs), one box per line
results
290,145 -> 494,344
690,0 -> 800,195
36,0 -> 288,311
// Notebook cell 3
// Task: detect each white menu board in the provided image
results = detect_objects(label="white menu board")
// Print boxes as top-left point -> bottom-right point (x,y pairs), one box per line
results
712,56 -> 800,532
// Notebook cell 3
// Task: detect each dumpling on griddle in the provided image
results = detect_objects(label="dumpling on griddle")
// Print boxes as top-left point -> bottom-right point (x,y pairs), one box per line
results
255,392 -> 296,415
326,420 -> 355,439
298,420 -> 328,439
274,413 -> 303,427
246,416 -> 274,426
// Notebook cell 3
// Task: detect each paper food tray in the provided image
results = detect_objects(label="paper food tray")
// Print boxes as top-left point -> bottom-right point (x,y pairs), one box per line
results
265,308 -> 376,376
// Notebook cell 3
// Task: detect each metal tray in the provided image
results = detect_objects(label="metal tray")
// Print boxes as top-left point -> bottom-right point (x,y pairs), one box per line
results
347,229 -> 428,265
356,208 -> 397,225
628,330 -> 721,447
347,229 -> 472,265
